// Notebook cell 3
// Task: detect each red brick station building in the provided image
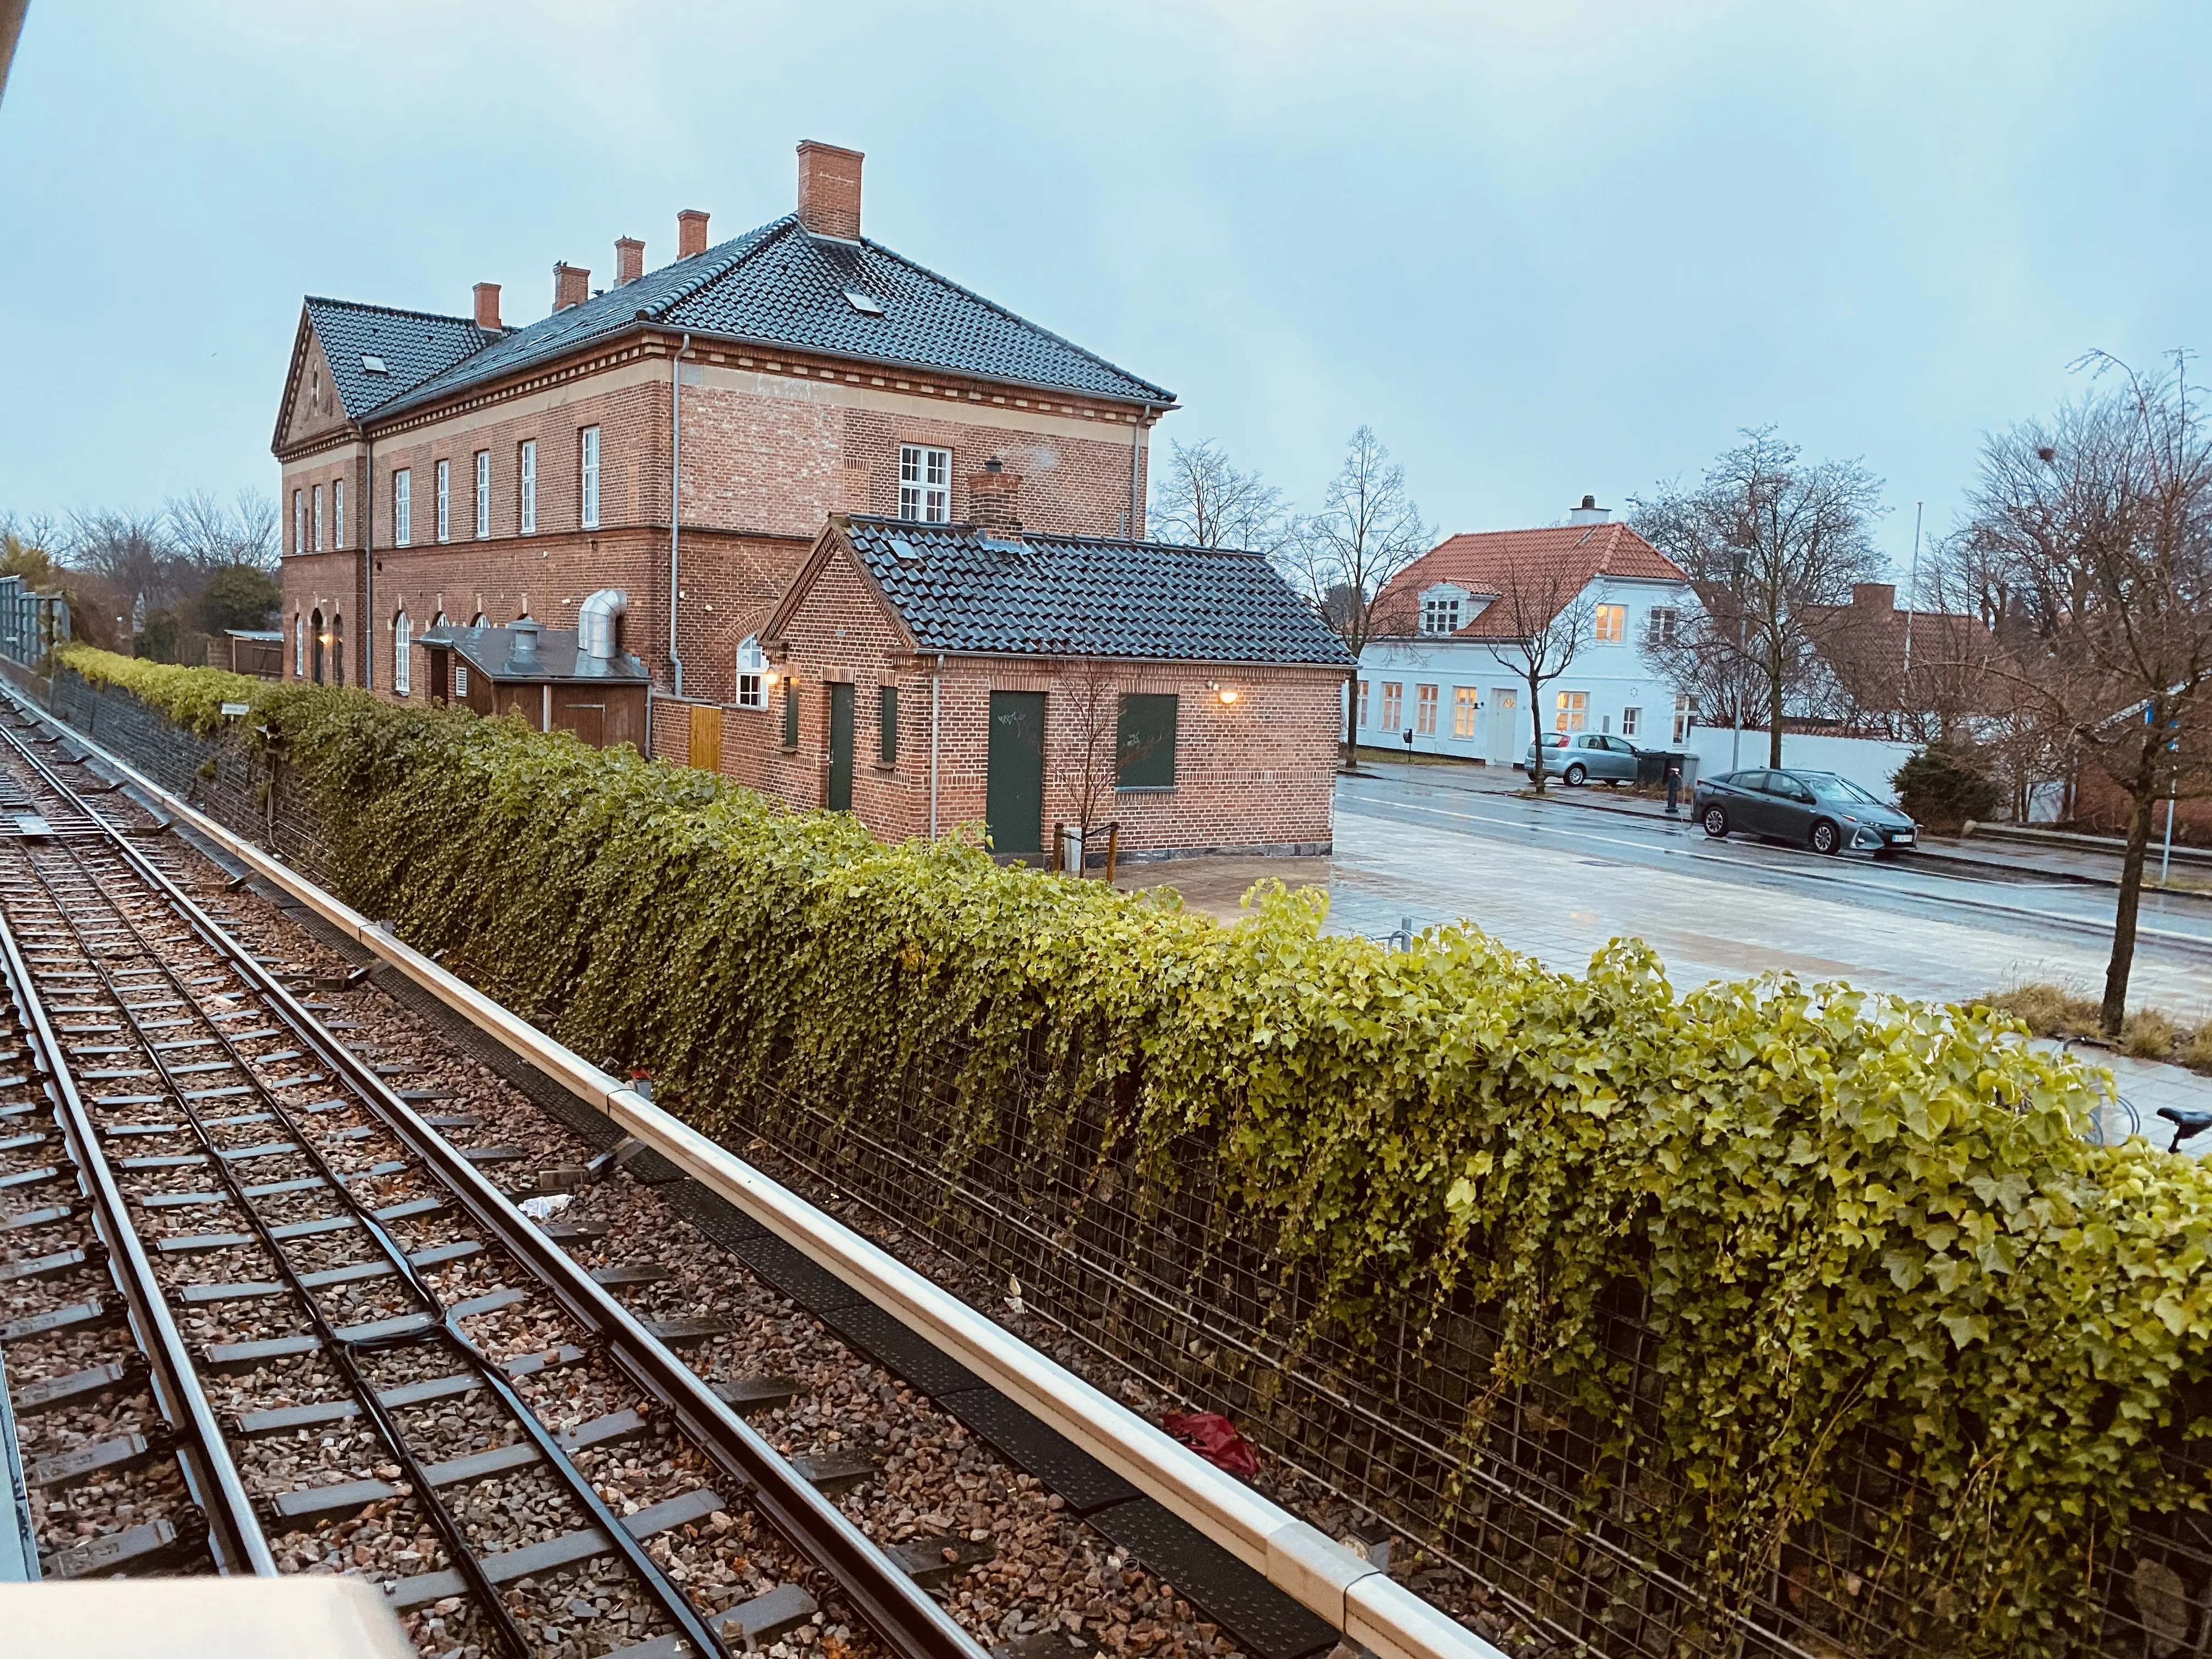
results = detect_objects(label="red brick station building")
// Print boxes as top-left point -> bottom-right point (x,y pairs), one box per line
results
273,140 -> 1350,862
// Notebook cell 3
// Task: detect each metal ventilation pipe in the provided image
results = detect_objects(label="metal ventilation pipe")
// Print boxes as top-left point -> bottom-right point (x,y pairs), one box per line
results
578,589 -> 628,659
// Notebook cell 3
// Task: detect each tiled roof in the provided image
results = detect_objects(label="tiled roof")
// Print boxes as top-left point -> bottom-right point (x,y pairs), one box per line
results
419,624 -> 648,684
361,216 -> 1171,423
830,517 -> 1355,667
1376,522 -> 1688,639
301,298 -> 496,422
1801,591 -> 2011,715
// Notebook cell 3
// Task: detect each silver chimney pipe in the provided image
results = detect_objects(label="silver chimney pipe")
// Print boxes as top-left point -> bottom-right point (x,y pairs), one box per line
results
578,588 -> 628,659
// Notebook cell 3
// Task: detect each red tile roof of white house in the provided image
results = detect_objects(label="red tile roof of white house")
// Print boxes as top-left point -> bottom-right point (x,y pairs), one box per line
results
1375,522 -> 1688,639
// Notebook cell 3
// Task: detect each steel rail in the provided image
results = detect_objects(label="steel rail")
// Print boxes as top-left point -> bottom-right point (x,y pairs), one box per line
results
0,888 -> 271,1576
0,709 -> 989,1659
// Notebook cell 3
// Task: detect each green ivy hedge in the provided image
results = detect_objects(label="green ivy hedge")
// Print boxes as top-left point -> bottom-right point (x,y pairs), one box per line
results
57,646 -> 2212,1654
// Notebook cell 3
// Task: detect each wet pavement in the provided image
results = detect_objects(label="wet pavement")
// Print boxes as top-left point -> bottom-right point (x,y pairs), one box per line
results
1114,759 -> 2212,1119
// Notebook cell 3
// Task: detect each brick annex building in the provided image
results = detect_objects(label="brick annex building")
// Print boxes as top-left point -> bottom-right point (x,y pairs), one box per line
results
272,141 -> 1350,861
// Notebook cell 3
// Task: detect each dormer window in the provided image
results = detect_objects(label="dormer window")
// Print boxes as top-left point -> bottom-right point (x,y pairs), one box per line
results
1421,594 -> 1464,636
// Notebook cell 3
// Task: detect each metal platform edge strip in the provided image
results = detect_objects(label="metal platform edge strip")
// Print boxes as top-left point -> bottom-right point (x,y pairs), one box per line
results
10,686 -> 1502,1659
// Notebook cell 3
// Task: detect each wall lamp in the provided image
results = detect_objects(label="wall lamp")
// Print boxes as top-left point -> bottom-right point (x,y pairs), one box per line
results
1207,681 -> 1240,706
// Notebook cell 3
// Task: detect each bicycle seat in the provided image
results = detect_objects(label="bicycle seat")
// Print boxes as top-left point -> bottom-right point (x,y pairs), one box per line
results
2157,1107 -> 2212,1151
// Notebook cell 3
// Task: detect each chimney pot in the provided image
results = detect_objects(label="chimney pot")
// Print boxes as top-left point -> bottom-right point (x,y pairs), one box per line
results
795,140 -> 865,240
969,459 -> 1022,539
552,262 -> 590,312
1568,494 -> 1611,526
677,208 -> 709,259
614,237 -> 645,285
473,282 -> 502,330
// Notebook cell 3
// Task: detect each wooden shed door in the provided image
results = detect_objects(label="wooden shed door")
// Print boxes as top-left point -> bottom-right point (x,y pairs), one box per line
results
688,704 -> 722,771
985,691 -> 1046,859
827,682 -> 854,811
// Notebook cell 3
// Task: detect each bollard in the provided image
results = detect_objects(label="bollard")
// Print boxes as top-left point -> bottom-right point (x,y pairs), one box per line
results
1665,764 -> 1681,817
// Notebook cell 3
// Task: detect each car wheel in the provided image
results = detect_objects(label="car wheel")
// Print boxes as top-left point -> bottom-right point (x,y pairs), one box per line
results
1810,819 -> 1841,856
1563,762 -> 1588,786
1701,805 -> 1729,838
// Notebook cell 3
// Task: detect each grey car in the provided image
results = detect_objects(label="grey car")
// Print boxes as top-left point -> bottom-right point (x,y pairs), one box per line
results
1520,732 -> 1641,786
1693,768 -> 1918,856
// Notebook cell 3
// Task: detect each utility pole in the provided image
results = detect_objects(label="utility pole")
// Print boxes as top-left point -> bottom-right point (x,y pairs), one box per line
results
1903,501 -> 1922,679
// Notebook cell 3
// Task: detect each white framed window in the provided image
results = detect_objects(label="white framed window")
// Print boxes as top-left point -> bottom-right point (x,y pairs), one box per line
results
292,489 -> 303,555
393,610 -> 411,695
519,440 -> 537,534
1673,693 -> 1696,743
1356,679 -> 1369,728
474,450 -> 490,539
312,484 -> 324,552
1554,690 -> 1589,733
1421,596 -> 1462,636
394,469 -> 411,546
294,613 -> 304,678
1593,603 -> 1627,644
454,662 -> 468,697
898,444 -> 951,523
1647,606 -> 1680,645
580,426 -> 601,528
436,460 -> 450,543
1453,686 -> 1479,737
1415,684 -> 1438,735
1381,681 -> 1403,731
1621,706 -> 1640,738
333,478 -> 346,550
735,637 -> 768,709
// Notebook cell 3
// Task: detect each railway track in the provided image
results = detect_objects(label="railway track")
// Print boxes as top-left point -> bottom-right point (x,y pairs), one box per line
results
0,710 -> 983,1659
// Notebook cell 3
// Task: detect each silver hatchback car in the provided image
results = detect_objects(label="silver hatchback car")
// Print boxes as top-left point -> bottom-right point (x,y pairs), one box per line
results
1520,732 -> 1641,785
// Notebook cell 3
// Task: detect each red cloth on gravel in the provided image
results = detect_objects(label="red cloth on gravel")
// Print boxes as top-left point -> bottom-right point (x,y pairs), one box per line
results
1161,1410 -> 1258,1478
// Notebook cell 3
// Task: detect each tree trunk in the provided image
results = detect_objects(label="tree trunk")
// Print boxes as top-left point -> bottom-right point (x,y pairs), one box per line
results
1768,657 -> 1786,768
1527,673 -> 1547,795
2100,761 -> 2158,1039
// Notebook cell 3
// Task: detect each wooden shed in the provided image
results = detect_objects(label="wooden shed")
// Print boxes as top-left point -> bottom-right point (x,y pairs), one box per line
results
417,617 -> 649,749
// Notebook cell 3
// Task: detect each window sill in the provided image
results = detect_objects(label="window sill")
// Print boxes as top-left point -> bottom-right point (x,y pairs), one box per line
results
871,761 -> 898,774
1115,785 -> 1175,795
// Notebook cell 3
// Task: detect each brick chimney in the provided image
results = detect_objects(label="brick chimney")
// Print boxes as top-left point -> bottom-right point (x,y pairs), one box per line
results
677,208 -> 709,259
969,459 -> 1022,539
795,140 -> 864,240
614,238 -> 645,285
552,262 -> 590,311
473,282 -> 502,330
1852,582 -> 1898,612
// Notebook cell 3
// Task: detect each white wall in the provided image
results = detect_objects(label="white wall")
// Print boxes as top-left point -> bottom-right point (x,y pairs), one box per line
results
1684,728 -> 1916,800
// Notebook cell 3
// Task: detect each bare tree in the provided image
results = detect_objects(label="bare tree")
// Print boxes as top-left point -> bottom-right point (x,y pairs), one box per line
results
63,509 -> 181,613
1478,562 -> 1599,797
167,489 -> 279,574
1280,427 -> 1434,765
1959,352 -> 2212,1036
1149,438 -> 1289,553
1634,428 -> 1888,766
1057,659 -> 1172,872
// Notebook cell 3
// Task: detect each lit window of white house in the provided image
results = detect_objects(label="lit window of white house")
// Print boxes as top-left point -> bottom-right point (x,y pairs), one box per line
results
1647,606 -> 1680,645
898,444 -> 951,523
1415,684 -> 1438,735
1673,693 -> 1696,743
436,460 -> 450,543
474,450 -> 490,539
312,485 -> 324,552
393,470 -> 411,546
1421,596 -> 1462,635
518,441 -> 537,534
392,610 -> 411,696
1453,686 -> 1479,737
1593,603 -> 1627,644
1356,679 -> 1369,727
735,636 -> 768,709
1554,690 -> 1589,733
292,489 -> 304,555
1381,682 -> 1403,731
332,479 -> 346,550
579,427 -> 601,528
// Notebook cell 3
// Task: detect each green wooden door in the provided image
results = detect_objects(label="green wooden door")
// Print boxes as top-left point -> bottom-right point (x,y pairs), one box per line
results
985,690 -> 1046,858
827,682 -> 855,811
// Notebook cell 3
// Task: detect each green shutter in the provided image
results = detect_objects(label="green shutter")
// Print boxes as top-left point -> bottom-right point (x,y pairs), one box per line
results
781,684 -> 799,749
1115,693 -> 1177,788
879,685 -> 898,765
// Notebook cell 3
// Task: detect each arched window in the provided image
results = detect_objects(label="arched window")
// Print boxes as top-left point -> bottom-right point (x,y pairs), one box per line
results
330,613 -> 345,686
293,613 -> 304,680
735,636 -> 767,709
393,610 -> 412,696
470,612 -> 487,629
309,608 -> 325,685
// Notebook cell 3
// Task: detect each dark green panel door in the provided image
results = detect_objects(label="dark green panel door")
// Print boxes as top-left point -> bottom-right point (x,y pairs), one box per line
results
827,681 -> 855,811
985,690 -> 1046,859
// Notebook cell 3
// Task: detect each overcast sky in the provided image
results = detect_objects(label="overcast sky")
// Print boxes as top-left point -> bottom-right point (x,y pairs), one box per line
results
1,1 -> 2205,574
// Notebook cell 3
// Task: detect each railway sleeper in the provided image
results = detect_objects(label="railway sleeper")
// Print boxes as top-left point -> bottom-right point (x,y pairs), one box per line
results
11,1357 -> 145,1414
24,1426 -> 172,1491
382,1485 -> 726,1611
42,1511 -> 208,1579
608,1581 -> 821,1659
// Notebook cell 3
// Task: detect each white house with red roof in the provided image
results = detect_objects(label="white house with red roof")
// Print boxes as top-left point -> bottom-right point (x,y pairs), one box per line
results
1354,497 -> 1696,765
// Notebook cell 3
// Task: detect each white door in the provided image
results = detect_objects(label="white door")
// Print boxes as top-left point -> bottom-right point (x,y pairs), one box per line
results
1484,687 -> 1520,765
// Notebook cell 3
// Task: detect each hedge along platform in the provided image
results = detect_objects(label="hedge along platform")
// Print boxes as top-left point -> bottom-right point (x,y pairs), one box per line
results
6,681 -> 1497,1659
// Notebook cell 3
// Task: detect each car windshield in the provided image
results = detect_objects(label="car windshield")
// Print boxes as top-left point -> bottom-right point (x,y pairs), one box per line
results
1801,773 -> 1883,804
